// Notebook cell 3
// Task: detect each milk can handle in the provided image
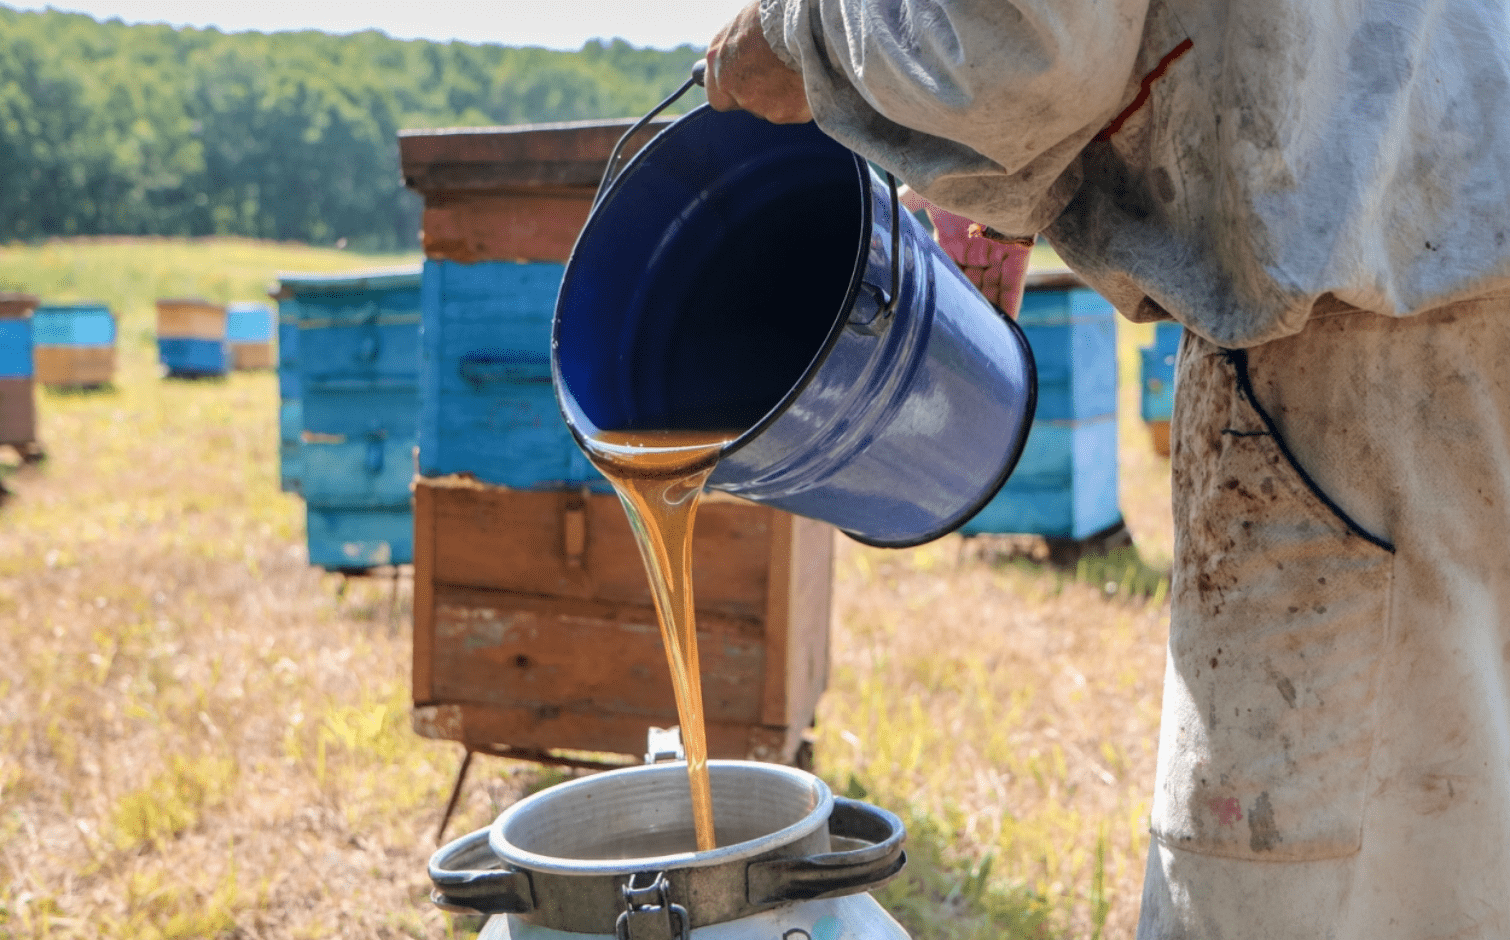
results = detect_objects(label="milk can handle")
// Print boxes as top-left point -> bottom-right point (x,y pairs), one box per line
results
428,826 -> 536,915
745,797 -> 907,905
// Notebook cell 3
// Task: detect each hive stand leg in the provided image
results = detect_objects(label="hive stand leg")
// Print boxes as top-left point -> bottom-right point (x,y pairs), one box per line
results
437,748 -> 476,844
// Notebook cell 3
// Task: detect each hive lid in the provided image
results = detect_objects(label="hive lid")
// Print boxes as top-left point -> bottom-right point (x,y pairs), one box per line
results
0,293 -> 39,318
399,117 -> 676,196
271,264 -> 423,299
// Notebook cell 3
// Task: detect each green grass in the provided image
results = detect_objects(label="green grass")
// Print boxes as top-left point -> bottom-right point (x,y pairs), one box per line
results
0,236 -> 1175,939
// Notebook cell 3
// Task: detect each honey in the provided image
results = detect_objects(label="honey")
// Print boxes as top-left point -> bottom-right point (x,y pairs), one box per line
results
584,429 -> 736,852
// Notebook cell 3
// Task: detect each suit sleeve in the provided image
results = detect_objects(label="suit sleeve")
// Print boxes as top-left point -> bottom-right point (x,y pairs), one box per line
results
759,0 -> 1150,235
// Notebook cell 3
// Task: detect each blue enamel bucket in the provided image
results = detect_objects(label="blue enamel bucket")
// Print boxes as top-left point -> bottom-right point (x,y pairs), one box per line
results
552,104 -> 1036,547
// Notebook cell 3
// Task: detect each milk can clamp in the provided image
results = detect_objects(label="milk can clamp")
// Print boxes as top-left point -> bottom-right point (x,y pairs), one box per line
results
616,871 -> 690,940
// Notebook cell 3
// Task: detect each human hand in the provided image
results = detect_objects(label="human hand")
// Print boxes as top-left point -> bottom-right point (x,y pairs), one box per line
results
902,189 -> 1033,319
705,1 -> 812,124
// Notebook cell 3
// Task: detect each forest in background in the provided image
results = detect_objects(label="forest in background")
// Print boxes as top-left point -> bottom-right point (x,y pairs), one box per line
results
0,6 -> 706,250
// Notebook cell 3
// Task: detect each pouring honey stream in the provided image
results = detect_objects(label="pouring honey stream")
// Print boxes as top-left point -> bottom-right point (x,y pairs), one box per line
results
583,429 -> 737,852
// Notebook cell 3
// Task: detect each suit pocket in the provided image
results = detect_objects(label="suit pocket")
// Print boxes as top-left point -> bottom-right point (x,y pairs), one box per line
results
1151,338 -> 1395,861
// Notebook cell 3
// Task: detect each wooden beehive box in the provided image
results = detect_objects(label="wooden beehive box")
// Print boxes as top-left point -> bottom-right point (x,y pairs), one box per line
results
400,118 -> 834,764
273,266 -> 422,570
411,477 -> 833,764
0,293 -> 39,449
227,302 -> 276,370
959,268 -> 1122,540
156,298 -> 228,377
32,302 -> 116,387
1140,320 -> 1181,458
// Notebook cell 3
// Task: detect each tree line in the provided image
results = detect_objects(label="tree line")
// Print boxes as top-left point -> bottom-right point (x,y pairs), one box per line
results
0,7 -> 706,250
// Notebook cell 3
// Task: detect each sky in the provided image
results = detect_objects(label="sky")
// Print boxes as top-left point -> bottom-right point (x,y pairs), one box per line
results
3,0 -> 748,50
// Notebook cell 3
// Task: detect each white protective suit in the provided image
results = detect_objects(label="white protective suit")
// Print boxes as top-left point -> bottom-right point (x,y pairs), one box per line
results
757,0 -> 1510,936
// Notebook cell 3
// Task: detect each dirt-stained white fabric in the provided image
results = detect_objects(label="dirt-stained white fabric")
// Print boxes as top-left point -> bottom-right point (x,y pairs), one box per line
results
761,0 -> 1510,348
1138,298 -> 1510,939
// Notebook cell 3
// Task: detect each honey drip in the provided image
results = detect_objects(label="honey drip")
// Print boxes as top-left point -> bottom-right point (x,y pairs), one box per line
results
584,429 -> 735,853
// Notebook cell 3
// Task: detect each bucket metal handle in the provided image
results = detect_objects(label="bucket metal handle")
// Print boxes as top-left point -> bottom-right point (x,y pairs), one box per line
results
595,62 -> 904,325
428,826 -> 536,915
745,797 -> 907,905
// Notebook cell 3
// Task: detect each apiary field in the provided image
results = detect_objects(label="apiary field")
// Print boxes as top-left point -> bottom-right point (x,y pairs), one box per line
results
0,238 -> 1173,939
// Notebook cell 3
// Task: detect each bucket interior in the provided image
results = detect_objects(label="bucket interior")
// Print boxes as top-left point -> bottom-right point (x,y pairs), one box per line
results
494,761 -> 829,866
555,107 -> 867,437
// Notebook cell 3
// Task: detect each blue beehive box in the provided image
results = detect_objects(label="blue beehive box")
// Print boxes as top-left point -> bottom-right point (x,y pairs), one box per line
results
1,293 -> 39,449
276,307 -> 302,493
1139,320 -> 1181,456
0,303 -> 32,378
960,269 -> 1121,540
418,259 -> 605,489
274,265 -> 422,570
1140,320 -> 1181,423
33,302 -> 116,386
227,302 -> 276,370
156,298 -> 228,378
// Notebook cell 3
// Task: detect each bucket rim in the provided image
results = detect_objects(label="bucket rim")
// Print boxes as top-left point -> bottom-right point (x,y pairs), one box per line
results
487,759 -> 834,876
551,103 -> 871,465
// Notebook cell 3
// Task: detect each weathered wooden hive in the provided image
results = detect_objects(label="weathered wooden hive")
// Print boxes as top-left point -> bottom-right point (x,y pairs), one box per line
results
32,302 -> 116,387
156,298 -> 228,377
1140,320 -> 1181,458
959,268 -> 1123,541
398,118 -> 834,766
272,266 -> 422,570
0,293 -> 40,453
226,302 -> 276,370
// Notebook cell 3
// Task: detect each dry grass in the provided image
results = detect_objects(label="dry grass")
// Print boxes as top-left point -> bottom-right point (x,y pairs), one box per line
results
0,238 -> 1174,939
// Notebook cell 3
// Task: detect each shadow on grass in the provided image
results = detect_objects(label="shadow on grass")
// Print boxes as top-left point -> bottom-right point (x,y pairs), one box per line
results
967,532 -> 1170,604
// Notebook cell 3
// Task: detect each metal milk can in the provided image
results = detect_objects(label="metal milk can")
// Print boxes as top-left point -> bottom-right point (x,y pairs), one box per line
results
429,760 -> 910,939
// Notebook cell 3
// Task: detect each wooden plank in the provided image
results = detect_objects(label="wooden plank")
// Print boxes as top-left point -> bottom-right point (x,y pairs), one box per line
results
428,583 -> 765,722
423,478 -> 774,618
398,118 -> 672,194
412,702 -> 781,763
156,299 -> 226,340
0,294 -> 38,318
420,192 -> 596,264
230,342 -> 276,370
760,512 -> 794,727
33,346 -> 114,386
0,376 -> 37,445
785,516 -> 835,727
412,481 -> 436,704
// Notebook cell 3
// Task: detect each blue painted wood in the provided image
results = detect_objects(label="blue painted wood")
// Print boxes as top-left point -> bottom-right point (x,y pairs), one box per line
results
298,438 -> 415,508
158,337 -> 228,376
958,276 -> 1121,540
226,302 -> 274,342
276,266 -> 422,570
1016,285 -> 1118,422
959,416 -> 1121,540
280,268 -> 423,385
0,319 -> 31,378
418,259 -> 607,489
1140,321 -> 1182,423
280,399 -> 303,493
305,505 -> 413,568
32,304 -> 115,346
277,314 -> 301,400
276,312 -> 302,493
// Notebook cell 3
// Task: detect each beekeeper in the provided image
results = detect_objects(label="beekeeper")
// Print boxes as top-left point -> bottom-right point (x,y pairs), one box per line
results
704,1 -> 1510,937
